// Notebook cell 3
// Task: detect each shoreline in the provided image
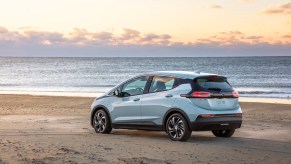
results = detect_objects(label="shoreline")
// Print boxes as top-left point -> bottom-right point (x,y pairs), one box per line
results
239,97 -> 291,105
1,92 -> 291,105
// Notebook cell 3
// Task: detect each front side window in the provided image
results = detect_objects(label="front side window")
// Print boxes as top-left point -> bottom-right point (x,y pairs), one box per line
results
149,76 -> 175,93
122,76 -> 149,96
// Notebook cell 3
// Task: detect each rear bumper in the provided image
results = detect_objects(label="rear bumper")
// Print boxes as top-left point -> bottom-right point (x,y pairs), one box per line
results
190,116 -> 242,131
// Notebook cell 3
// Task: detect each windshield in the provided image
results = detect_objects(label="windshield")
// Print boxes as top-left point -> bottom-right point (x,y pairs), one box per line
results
193,76 -> 233,92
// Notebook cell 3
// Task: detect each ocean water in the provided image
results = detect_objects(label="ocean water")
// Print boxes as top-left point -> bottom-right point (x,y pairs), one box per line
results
0,56 -> 290,98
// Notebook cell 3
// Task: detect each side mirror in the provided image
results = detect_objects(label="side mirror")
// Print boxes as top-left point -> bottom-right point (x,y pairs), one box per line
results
113,89 -> 122,97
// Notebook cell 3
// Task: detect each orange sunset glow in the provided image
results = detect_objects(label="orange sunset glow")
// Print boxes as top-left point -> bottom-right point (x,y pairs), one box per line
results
0,0 -> 290,56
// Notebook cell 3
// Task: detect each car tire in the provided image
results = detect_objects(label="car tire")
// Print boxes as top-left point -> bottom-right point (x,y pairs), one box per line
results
93,109 -> 112,134
166,113 -> 191,141
212,129 -> 235,137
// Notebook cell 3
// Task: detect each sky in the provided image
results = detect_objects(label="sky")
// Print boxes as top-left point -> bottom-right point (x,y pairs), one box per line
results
0,0 -> 290,57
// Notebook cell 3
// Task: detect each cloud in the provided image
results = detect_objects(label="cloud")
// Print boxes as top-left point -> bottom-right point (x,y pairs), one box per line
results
0,26 -> 290,57
263,2 -> 291,15
22,30 -> 64,43
0,26 -> 8,33
93,32 -> 113,40
208,4 -> 223,9
282,34 -> 291,38
138,33 -> 172,45
195,31 -> 275,46
0,27 -> 174,48
281,34 -> 291,43
120,28 -> 140,41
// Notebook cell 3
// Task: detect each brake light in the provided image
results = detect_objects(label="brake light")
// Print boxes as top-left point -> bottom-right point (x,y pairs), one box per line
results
192,91 -> 211,98
232,91 -> 239,98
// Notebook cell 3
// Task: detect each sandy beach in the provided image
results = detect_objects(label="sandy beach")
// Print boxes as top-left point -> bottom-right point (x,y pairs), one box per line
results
0,94 -> 291,163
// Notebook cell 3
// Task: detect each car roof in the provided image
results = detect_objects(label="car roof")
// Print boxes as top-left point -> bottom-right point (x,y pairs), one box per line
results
143,71 -> 218,79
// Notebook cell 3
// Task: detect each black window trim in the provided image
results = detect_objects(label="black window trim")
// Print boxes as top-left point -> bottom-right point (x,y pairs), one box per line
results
109,74 -> 192,97
144,76 -> 153,94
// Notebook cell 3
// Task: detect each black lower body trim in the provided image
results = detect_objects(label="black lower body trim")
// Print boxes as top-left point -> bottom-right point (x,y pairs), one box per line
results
190,116 -> 242,131
112,123 -> 163,131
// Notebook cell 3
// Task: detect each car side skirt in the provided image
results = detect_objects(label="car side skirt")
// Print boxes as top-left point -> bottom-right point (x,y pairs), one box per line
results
112,123 -> 163,131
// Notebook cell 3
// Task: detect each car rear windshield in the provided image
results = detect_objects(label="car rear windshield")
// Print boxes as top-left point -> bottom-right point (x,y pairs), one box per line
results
193,76 -> 233,92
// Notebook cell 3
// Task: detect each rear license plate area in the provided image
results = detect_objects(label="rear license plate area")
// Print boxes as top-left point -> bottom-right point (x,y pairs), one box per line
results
215,99 -> 226,106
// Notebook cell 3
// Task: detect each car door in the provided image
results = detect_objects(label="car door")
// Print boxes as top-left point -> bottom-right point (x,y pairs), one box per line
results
110,76 -> 149,125
140,76 -> 179,126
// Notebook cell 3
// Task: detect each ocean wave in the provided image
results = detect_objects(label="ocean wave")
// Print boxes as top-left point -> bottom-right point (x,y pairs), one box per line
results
0,84 -> 116,88
239,91 -> 291,95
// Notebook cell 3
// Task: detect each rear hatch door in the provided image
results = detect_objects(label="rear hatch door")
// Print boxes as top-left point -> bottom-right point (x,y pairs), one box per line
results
190,76 -> 239,111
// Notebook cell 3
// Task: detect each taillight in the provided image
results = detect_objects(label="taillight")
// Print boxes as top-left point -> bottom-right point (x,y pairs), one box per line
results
191,91 -> 211,98
180,91 -> 211,98
232,91 -> 239,98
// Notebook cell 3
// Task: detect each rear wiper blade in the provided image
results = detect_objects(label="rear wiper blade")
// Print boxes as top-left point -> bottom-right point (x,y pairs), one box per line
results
207,88 -> 222,91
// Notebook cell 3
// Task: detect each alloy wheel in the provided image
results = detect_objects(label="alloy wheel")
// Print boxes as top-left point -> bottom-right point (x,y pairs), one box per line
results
167,116 -> 185,140
94,111 -> 107,133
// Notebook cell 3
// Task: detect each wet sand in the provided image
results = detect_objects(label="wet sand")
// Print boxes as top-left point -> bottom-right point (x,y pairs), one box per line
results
0,94 -> 291,163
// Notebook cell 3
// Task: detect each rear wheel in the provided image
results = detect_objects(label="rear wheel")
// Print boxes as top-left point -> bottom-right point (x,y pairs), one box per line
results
212,129 -> 235,137
93,109 -> 112,134
166,113 -> 191,141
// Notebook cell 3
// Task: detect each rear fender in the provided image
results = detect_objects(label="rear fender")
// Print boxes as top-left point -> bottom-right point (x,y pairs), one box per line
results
162,108 -> 191,131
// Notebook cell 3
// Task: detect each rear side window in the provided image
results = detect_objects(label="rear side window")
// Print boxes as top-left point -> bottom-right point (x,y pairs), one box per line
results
173,78 -> 192,88
193,76 -> 233,92
149,76 -> 175,93
149,76 -> 192,93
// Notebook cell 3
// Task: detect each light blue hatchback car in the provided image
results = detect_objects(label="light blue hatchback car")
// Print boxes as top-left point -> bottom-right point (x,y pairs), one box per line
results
90,71 -> 242,141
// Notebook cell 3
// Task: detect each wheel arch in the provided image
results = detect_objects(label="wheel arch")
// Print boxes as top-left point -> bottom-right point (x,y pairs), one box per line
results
90,105 -> 112,127
163,108 -> 191,131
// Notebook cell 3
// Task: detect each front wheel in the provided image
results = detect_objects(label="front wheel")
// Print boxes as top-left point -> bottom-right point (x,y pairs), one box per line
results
166,113 -> 191,141
93,109 -> 112,134
212,129 -> 235,137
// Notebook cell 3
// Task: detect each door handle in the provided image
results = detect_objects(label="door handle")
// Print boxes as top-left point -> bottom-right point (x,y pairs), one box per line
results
133,98 -> 140,101
165,94 -> 173,98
